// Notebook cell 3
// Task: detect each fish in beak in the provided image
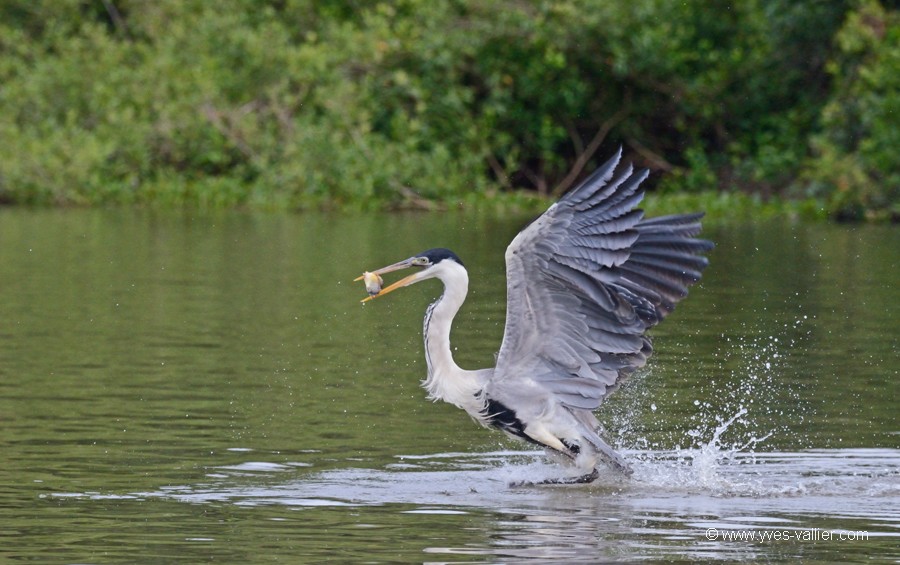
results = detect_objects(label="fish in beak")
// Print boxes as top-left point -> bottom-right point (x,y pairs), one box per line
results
354,257 -> 430,303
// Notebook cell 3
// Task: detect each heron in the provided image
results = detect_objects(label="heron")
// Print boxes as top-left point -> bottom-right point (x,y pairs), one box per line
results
356,148 -> 713,484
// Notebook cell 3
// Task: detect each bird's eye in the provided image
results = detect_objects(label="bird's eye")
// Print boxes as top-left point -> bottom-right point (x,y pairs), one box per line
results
412,257 -> 429,266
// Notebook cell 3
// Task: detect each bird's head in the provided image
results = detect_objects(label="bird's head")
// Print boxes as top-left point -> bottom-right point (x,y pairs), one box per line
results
355,248 -> 465,303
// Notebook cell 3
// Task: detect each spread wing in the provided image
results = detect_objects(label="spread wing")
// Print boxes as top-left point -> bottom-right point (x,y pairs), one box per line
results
491,148 -> 713,410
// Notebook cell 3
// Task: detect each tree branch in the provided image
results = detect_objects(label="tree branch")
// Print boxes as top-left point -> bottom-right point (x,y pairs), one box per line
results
487,153 -> 511,189
522,164 -> 548,196
101,0 -> 129,38
627,137 -> 674,171
551,100 -> 630,198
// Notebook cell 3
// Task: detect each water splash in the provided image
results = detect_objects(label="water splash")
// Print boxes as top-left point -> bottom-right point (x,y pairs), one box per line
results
603,317 -> 812,495
629,407 -> 773,496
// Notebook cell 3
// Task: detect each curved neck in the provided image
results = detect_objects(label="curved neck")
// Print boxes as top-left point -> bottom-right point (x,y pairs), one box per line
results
421,261 -> 481,409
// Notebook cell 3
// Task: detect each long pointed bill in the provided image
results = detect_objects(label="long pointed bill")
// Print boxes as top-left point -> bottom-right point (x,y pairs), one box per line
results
353,258 -> 415,281
359,269 -> 428,303
354,258 -> 425,303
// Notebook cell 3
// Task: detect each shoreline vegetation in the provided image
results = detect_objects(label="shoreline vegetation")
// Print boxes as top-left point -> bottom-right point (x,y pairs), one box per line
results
0,1 -> 897,221
0,188 -> 830,226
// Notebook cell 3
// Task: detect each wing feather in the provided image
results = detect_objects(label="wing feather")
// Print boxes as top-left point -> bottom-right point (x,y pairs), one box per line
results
489,150 -> 713,411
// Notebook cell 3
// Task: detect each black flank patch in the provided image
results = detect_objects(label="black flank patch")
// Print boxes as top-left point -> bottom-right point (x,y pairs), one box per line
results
483,398 -> 542,447
561,439 -> 581,455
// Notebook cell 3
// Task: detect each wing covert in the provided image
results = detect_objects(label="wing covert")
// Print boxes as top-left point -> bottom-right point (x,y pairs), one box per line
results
491,149 -> 713,411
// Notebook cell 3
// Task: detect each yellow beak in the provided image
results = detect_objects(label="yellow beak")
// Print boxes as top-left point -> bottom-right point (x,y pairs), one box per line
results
354,258 -> 425,303
358,271 -> 425,303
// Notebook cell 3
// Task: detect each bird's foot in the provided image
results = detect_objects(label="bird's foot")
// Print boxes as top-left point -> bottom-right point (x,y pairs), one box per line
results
612,459 -> 634,476
509,468 -> 599,487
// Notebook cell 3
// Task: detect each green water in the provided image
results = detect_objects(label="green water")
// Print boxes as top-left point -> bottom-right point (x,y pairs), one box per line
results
1,209 -> 897,563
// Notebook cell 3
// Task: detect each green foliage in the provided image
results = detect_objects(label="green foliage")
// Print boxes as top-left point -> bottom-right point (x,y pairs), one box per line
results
803,0 -> 900,220
0,0 -> 895,220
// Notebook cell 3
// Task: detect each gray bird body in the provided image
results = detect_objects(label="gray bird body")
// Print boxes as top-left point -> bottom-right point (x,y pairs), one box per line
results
360,148 -> 713,480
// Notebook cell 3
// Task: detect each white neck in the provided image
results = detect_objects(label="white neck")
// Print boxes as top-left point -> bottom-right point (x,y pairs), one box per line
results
420,261 -> 485,416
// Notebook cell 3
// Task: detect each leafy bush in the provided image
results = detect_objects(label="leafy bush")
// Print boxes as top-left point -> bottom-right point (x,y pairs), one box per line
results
803,0 -> 900,220
0,0 -> 895,219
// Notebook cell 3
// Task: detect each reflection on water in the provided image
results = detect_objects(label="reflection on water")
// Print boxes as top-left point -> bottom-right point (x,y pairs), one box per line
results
49,448 -> 900,562
1,209 -> 898,562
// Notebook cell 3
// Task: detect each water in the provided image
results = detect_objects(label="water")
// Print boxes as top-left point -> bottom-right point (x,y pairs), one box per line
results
1,209 -> 897,562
